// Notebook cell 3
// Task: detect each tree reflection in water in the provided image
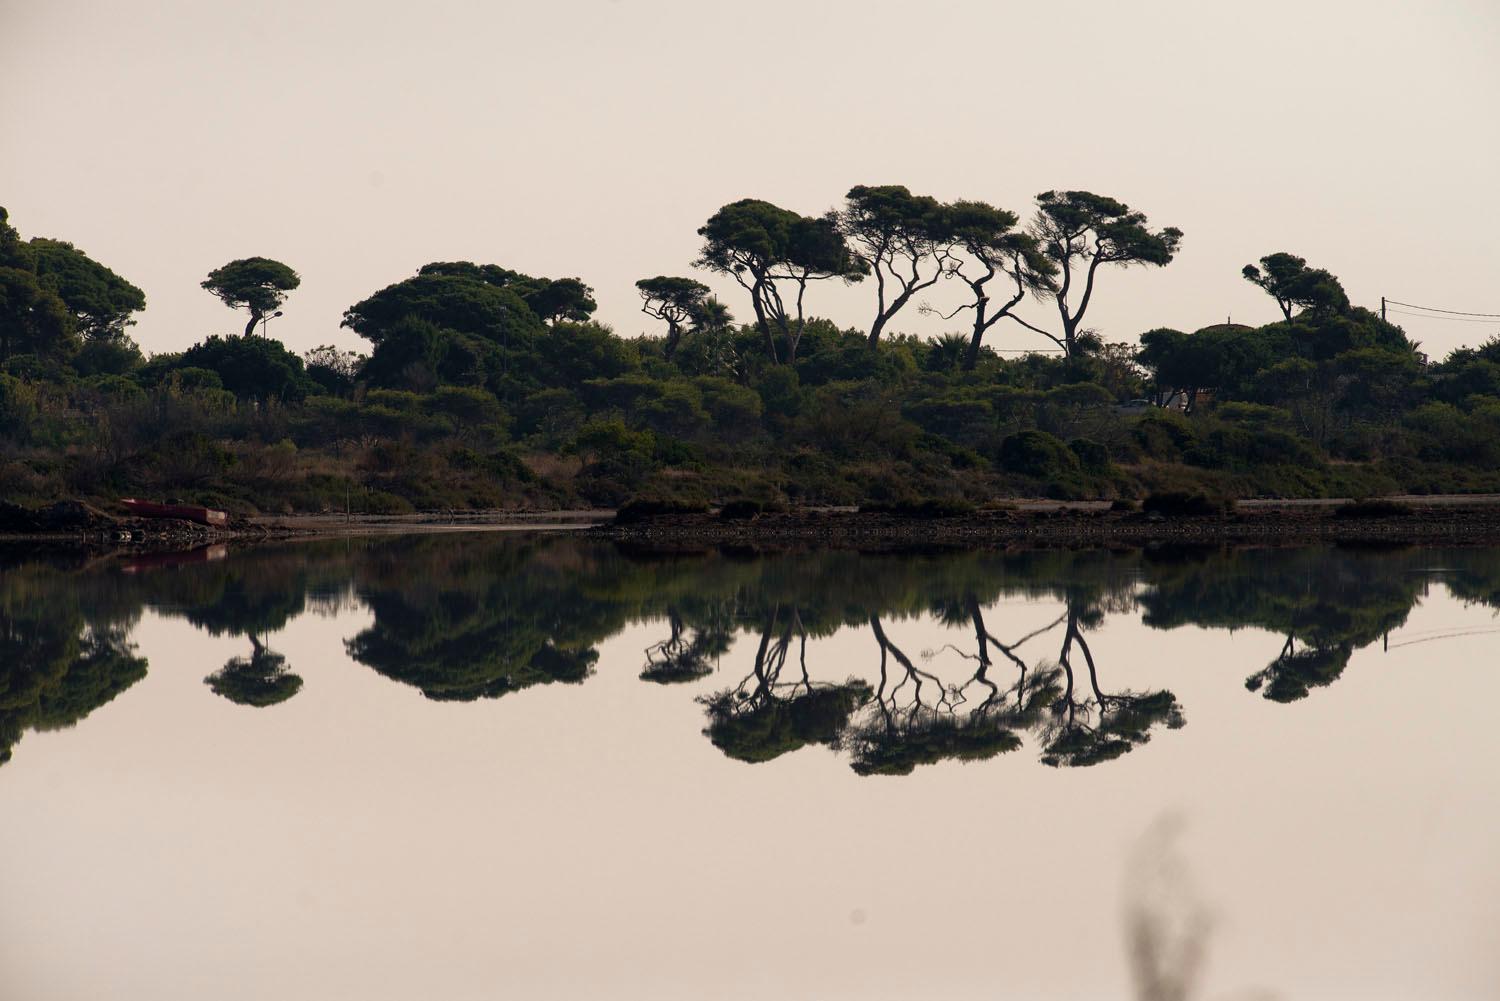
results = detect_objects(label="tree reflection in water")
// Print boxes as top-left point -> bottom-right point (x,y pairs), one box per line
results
1037,605 -> 1185,768
640,606 -> 732,685
7,537 -> 1500,773
1,560 -> 147,764
698,606 -> 871,763
205,634 -> 303,708
1245,634 -> 1351,703
838,611 -> 1048,776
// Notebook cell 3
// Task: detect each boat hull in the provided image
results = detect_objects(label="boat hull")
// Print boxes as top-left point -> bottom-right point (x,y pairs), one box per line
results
120,498 -> 229,527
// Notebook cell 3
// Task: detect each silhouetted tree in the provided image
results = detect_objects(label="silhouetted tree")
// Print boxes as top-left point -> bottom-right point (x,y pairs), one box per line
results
0,263 -> 73,361
636,276 -> 710,361
934,199 -> 1057,370
1029,191 -> 1182,356
524,277 -> 597,326
694,199 -> 865,364
1242,252 -> 1349,322
837,185 -> 955,349
1244,635 -> 1351,702
843,604 -> 1074,776
202,257 -> 300,337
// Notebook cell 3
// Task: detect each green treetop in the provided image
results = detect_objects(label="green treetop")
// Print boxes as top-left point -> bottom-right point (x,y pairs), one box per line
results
202,257 -> 301,337
1242,252 -> 1350,322
1031,190 -> 1182,356
30,238 -> 146,341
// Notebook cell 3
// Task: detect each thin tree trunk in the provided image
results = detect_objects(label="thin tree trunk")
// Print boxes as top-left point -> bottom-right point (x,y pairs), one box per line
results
750,280 -> 779,365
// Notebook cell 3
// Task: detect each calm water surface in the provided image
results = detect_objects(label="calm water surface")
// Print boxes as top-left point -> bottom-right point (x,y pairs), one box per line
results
3,536 -> 1499,1000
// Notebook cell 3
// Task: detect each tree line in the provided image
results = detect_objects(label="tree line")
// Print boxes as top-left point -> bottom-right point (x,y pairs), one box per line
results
2,191 -> 1497,514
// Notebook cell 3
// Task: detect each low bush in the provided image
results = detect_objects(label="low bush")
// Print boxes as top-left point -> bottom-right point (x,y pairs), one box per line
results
1333,498 -> 1414,519
614,493 -> 711,524
718,499 -> 765,521
1142,490 -> 1229,518
860,496 -> 976,518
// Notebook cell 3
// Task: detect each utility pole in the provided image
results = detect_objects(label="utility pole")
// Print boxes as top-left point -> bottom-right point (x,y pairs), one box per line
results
1381,296 -> 1386,322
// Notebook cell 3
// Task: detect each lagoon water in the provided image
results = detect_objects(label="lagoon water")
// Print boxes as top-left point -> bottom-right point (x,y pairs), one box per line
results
3,535 -> 1499,1000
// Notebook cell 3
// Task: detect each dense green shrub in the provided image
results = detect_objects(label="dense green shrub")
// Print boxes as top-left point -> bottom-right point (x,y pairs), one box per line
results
175,335 -> 317,401
998,430 -> 1080,479
0,373 -> 38,439
1068,437 -> 1112,473
904,393 -> 995,447
1132,411 -> 1198,461
73,338 -> 143,377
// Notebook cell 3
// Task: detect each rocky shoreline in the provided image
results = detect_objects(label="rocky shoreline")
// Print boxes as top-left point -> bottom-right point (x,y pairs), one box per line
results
0,501 -> 304,554
9,498 -> 1500,556
590,502 -> 1500,551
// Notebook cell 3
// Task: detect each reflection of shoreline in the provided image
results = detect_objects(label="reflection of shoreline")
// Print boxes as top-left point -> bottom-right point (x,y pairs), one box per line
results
12,496 -> 1500,555
120,544 -> 228,573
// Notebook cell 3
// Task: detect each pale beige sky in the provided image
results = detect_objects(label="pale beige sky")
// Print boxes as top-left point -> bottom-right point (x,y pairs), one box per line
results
2,0 -> 1497,359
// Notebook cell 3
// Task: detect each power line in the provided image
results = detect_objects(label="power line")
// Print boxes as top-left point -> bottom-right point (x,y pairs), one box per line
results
1386,308 -> 1500,325
1385,626 -> 1500,651
1384,299 -> 1500,318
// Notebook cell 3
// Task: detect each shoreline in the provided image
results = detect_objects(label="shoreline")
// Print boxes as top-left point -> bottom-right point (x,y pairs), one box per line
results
9,496 -> 1500,554
590,500 -> 1500,550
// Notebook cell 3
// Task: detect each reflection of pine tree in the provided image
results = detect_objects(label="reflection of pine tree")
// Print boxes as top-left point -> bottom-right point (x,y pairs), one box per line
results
1037,605 -> 1184,768
640,606 -> 732,684
344,538 -> 609,701
205,634 -> 304,708
34,625 -> 148,730
0,582 -> 146,765
1245,635 -> 1351,703
842,607 -> 1065,776
1138,546 -> 1423,702
698,606 -> 871,763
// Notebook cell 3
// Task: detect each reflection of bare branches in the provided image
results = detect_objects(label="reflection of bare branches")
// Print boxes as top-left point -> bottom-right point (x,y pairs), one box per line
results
1039,607 -> 1184,768
1124,816 -> 1213,1001
870,614 -> 952,723
725,605 -> 800,704
930,600 -> 1068,718
640,608 -> 729,685
697,607 -> 870,763
843,613 -> 1057,776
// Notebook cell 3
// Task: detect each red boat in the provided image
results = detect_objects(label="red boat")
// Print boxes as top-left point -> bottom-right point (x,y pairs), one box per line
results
120,498 -> 229,527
